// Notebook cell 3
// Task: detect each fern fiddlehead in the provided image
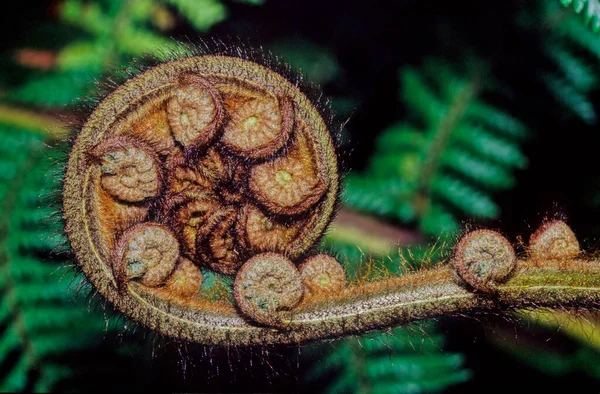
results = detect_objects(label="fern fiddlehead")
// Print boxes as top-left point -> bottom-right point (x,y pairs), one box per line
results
63,53 -> 600,346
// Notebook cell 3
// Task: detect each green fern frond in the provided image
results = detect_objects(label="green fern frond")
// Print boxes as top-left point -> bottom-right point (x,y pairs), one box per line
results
535,1 -> 600,122
305,325 -> 470,394
163,0 -> 227,31
0,125 -> 115,391
118,26 -> 181,57
542,73 -> 597,123
344,59 -> 528,236
560,0 -> 600,34
544,41 -> 597,91
8,72 -> 96,107
495,333 -> 600,379
57,41 -> 108,71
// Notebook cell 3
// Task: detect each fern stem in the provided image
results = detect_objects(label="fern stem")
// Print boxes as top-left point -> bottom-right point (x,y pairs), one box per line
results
120,257 -> 600,346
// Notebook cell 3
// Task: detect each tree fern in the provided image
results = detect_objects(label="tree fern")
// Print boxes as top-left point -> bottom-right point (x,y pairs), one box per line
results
344,59 -> 528,237
0,125 -> 117,392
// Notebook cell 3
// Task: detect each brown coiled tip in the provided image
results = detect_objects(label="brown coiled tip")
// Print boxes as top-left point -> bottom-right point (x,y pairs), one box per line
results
199,208 -> 243,275
222,95 -> 294,159
167,74 -> 223,150
451,229 -> 516,294
169,192 -> 221,258
65,55 -> 340,341
299,254 -> 346,297
93,137 -> 161,203
248,131 -> 327,215
529,220 -> 580,259
233,253 -> 303,327
113,223 -> 179,289
236,203 -> 303,258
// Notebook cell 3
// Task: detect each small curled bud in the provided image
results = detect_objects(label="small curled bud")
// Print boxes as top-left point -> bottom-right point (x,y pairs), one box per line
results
234,253 -> 303,327
195,147 -> 234,185
167,74 -> 223,149
529,220 -> 580,259
164,257 -> 203,299
222,96 -> 294,159
169,192 -> 221,258
236,203 -> 314,258
197,209 -> 243,275
249,130 -> 326,215
299,254 -> 346,297
113,223 -> 179,288
92,138 -> 161,203
452,229 -> 516,294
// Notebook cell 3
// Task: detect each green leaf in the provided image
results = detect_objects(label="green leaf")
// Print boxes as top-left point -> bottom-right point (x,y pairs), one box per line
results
543,73 -> 597,123
560,0 -> 600,34
347,58 -> 527,236
57,41 -> 108,72
8,72 -> 97,108
165,0 -> 227,31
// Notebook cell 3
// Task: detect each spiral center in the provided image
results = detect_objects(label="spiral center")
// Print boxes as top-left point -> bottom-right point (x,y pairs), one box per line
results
317,273 -> 331,286
180,112 -> 190,126
243,116 -> 258,131
275,170 -> 293,186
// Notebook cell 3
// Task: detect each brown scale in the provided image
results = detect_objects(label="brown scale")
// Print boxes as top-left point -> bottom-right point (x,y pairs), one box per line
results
196,208 -> 243,275
164,257 -> 204,299
167,191 -> 222,259
236,203 -> 320,259
113,90 -> 176,156
89,168 -> 149,261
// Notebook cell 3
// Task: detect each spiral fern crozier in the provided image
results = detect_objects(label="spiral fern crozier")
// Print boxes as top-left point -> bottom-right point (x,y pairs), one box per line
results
64,52 -> 600,346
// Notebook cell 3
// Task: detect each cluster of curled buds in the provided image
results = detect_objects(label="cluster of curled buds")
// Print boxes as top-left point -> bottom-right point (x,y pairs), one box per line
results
450,220 -> 583,294
63,52 -> 600,347
64,54 -> 344,332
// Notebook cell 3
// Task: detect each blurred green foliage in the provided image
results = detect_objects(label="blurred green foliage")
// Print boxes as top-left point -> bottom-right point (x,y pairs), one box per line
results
560,0 -> 600,33
344,60 -> 529,237
304,324 -> 471,394
533,1 -> 600,123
